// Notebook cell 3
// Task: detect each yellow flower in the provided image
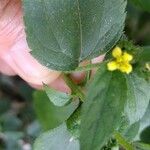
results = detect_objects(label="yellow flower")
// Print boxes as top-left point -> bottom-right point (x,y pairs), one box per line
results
112,47 -> 122,58
122,52 -> 133,62
107,47 -> 133,74
107,61 -> 118,71
119,63 -> 133,74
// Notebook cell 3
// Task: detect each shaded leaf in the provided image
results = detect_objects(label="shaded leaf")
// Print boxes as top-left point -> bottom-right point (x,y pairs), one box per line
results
140,127 -> 150,144
44,84 -> 72,106
134,142 -> 150,150
139,102 -> 150,135
139,46 -> 150,63
67,107 -> 81,139
130,0 -> 150,12
123,121 -> 140,141
33,91 -> 79,130
125,73 -> 150,124
118,116 -> 140,141
135,102 -> 150,143
34,124 -> 79,150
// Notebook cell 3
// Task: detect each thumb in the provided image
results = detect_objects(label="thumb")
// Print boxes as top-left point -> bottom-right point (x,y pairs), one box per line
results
0,0 -> 61,85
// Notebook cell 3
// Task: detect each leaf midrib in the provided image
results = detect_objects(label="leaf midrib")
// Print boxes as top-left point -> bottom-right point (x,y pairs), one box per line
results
85,72 -> 112,150
91,73 -> 113,149
76,0 -> 83,59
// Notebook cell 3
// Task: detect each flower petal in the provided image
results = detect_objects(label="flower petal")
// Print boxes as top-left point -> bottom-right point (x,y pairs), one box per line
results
119,63 -> 132,74
112,47 -> 122,58
107,61 -> 118,71
123,52 -> 133,62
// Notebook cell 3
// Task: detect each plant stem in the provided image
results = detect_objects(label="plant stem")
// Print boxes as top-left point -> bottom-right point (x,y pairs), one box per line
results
114,132 -> 134,150
65,62 -> 102,73
63,74 -> 85,102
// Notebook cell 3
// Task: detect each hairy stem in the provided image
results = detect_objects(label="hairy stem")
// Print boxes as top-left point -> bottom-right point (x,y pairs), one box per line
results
63,74 -> 85,102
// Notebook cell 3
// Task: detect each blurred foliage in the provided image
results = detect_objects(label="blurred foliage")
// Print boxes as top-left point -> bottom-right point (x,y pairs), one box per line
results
0,75 -> 41,150
125,2 -> 150,46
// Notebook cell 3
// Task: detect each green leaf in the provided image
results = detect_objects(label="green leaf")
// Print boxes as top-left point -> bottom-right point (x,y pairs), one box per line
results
134,142 -> 150,150
23,0 -> 127,71
33,91 -> 79,130
114,132 -> 134,150
63,74 -> 85,101
34,124 -> 79,150
80,64 -> 127,150
139,46 -> 150,63
44,84 -> 72,106
123,121 -> 140,141
130,0 -> 150,12
125,73 -> 150,125
135,102 -> 150,143
139,102 -> 150,135
118,116 -> 140,141
140,127 -> 150,144
0,114 -> 22,131
67,107 -> 81,139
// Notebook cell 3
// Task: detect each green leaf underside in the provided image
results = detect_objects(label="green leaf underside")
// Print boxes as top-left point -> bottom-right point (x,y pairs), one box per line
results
125,73 -> 150,125
44,84 -> 72,107
80,64 -> 127,150
34,124 -> 79,150
23,0 -> 127,71
33,91 -> 79,130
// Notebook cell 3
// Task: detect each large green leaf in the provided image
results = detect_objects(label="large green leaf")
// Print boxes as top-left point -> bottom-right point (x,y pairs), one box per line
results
23,0 -> 127,71
33,91 -> 79,130
130,0 -> 150,12
80,64 -> 127,150
125,73 -> 150,125
34,124 -> 79,150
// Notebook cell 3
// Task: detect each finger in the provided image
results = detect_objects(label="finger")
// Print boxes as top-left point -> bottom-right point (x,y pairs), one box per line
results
0,57 -> 16,75
1,39 -> 60,85
0,0 -> 61,85
29,75 -> 71,94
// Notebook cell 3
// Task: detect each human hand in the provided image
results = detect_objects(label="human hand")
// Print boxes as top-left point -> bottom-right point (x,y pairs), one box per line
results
0,0 -> 104,93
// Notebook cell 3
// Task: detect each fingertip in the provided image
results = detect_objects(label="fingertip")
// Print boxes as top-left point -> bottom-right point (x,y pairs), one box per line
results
0,56 -> 16,76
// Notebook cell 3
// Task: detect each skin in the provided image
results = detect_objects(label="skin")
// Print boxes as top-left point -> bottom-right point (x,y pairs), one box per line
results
0,0 -> 104,93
